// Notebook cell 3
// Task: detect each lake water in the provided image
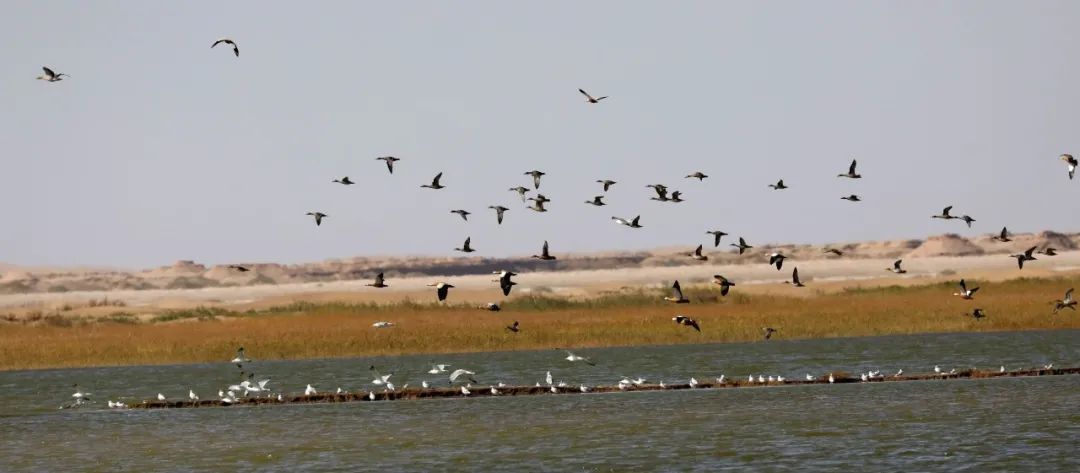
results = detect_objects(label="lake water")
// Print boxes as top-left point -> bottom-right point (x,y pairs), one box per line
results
1,330 -> 1078,471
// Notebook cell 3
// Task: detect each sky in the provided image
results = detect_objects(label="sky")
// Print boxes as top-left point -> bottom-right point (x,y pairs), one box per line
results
2,1 -> 1079,268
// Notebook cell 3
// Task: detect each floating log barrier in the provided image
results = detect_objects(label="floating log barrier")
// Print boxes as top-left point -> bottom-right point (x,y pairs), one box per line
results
130,366 -> 1079,409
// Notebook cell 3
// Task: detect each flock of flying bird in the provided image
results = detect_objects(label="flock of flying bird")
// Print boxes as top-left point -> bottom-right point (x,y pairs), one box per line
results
40,37 -> 1078,407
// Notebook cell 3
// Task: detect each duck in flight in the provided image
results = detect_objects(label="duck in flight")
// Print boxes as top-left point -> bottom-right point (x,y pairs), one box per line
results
506,321 -> 520,333
823,248 -> 844,256
525,170 -> 545,189
366,272 -> 388,288
37,66 -> 69,82
685,171 -> 708,181
526,199 -> 548,213
612,216 -> 642,228
211,38 -> 239,57
1038,247 -> 1058,256
585,195 -> 606,206
428,282 -> 455,302
1009,246 -> 1037,269
421,172 -> 445,189
762,327 -> 778,340
332,176 -> 354,185
664,280 -> 690,303
489,205 -> 509,224
991,227 -> 1011,242
967,308 -> 986,321
954,279 -> 979,299
768,253 -> 787,270
479,302 -> 501,311
959,215 -> 976,228
688,245 -> 708,261
228,265 -> 250,272
454,237 -> 475,253
305,212 -> 327,226
376,156 -> 399,174
597,180 -> 616,192
838,159 -> 861,178
579,88 -> 608,103
841,194 -> 861,202
372,321 -> 394,328
712,275 -> 735,296
1062,154 -> 1078,180
706,230 -> 728,247
1053,288 -> 1075,313
786,268 -> 805,287
731,237 -> 753,254
508,186 -> 529,202
532,241 -> 556,260
932,206 -> 957,220
672,315 -> 701,332
450,209 -> 471,221
669,191 -> 685,203
887,259 -> 907,274
768,179 -> 788,190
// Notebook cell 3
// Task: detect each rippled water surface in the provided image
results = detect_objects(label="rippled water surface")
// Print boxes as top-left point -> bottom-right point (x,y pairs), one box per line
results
2,330 -> 1078,471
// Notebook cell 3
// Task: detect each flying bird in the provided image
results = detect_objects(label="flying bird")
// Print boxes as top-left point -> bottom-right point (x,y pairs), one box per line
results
823,248 -> 844,256
428,364 -> 452,374
664,280 -> 690,303
731,237 -> 753,254
954,279 -> 979,299
688,245 -> 708,261
230,347 -> 251,367
1061,154 -> 1078,180
454,237 -> 475,253
966,308 -> 986,321
372,321 -> 394,328
525,170 -> 545,189
787,268 -> 805,287
1038,247 -> 1058,256
332,176 -> 354,185
532,241 -> 556,260
1009,246 -> 1037,269
506,321 -> 520,333
36,66 -> 68,82
211,38 -> 239,57
768,253 -> 787,270
421,172 -> 445,189
578,88 -> 608,103
991,227 -> 1011,242
838,159 -> 861,178
932,206 -> 957,220
763,327 -> 778,340
685,171 -> 708,181
887,260 -> 907,274
428,282 -> 455,302
479,302 -> 501,311
712,275 -> 735,296
612,216 -> 642,228
596,180 -> 616,192
768,179 -> 788,190
1053,288 -> 1075,313
489,205 -> 509,224
305,212 -> 327,226
672,315 -> 701,332
585,195 -> 606,206
526,199 -> 548,213
508,186 -> 529,202
366,272 -> 388,288
841,194 -> 861,202
449,369 -> 477,385
669,191 -> 685,203
228,265 -> 250,272
376,156 -> 399,174
449,209 -> 471,221
560,350 -> 596,366
497,270 -> 517,296
959,215 -> 976,228
369,366 -> 393,386
706,230 -> 728,247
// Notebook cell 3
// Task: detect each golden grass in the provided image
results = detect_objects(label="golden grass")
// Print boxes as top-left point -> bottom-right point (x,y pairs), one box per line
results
1,277 -> 1077,371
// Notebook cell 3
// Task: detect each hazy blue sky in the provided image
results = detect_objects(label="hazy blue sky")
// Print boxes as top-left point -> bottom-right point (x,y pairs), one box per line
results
2,1 -> 1078,268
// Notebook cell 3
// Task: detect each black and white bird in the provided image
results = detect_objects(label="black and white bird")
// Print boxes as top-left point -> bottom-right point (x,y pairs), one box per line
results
768,179 -> 788,190
673,315 -> 701,332
579,88 -> 608,103
305,212 -> 327,226
1053,288 -> 1075,313
366,272 -> 388,288
712,275 -> 735,296
421,172 -> 445,189
211,38 -> 239,56
837,159 -> 861,179
479,302 -> 501,311
954,279 -> 979,299
506,321 -> 520,333
967,308 -> 986,321
36,66 -> 68,82
489,205 -> 509,225
532,241 -> 556,260
787,268 -> 805,287
706,230 -> 728,247
685,171 -> 708,181
688,245 -> 708,261
495,270 -> 517,296
887,259 -> 907,274
585,195 -> 606,206
376,156 -> 400,174
450,209 -> 471,221
1061,154 -> 1078,180
596,180 -> 616,192
762,327 -> 778,340
991,227 -> 1011,242
664,280 -> 690,303
1009,246 -> 1037,269
332,176 -> 354,185
731,237 -> 753,254
428,282 -> 455,302
230,347 -> 251,368
612,216 -> 643,228
669,191 -> 685,203
768,253 -> 787,270
454,237 -> 475,253
932,206 -> 957,220
525,170 -> 545,189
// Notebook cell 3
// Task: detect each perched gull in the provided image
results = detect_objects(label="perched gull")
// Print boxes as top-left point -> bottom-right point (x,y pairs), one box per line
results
376,156 -> 400,174
428,282 -> 455,302
305,212 -> 327,226
673,315 -> 701,332
157,393 -> 166,401
421,172 -> 445,189
189,390 -> 199,402
934,365 -> 942,374
1053,288 -> 1075,313
368,392 -> 376,401
578,88 -> 608,103
37,66 -> 69,82
954,279 -> 979,300
886,259 -> 907,274
372,321 -> 394,328
805,374 -> 815,381
1009,246 -> 1037,269
689,377 -> 699,388
712,275 -> 735,296
1061,154 -> 1078,180
525,170 -> 545,189
731,237 -> 753,254
612,215 -> 643,228
366,272 -> 389,288
211,38 -> 239,57
664,280 -> 690,303
596,180 -> 616,192
460,386 -> 471,396
450,209 -> 471,221
560,349 -> 596,366
545,371 -> 554,386
838,159 -> 862,179
932,206 -> 957,220
828,374 -> 835,383
421,381 -> 430,389
489,205 -> 509,225
305,384 -> 317,395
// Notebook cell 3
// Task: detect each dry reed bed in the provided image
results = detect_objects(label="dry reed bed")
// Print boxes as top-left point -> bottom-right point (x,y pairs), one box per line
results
1,277 -> 1078,371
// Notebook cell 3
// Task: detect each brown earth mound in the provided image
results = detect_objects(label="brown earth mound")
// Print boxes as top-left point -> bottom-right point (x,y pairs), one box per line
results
905,234 -> 984,258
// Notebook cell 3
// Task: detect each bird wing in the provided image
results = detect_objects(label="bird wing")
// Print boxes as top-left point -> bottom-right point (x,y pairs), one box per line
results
437,285 -> 449,301
671,280 -> 684,299
694,245 -> 703,256
1024,246 -> 1037,258
432,172 -> 443,185
631,216 -> 640,226
713,233 -> 722,247
792,268 -> 801,284
959,279 -> 967,292
1064,288 -> 1074,302
849,159 -> 857,174
690,320 -> 701,332
1000,227 -> 1008,239
542,240 -> 550,257
42,66 -> 56,77
374,273 -> 384,285
894,260 -> 902,270
578,88 -> 594,100
943,206 -> 953,216
969,286 -> 980,295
